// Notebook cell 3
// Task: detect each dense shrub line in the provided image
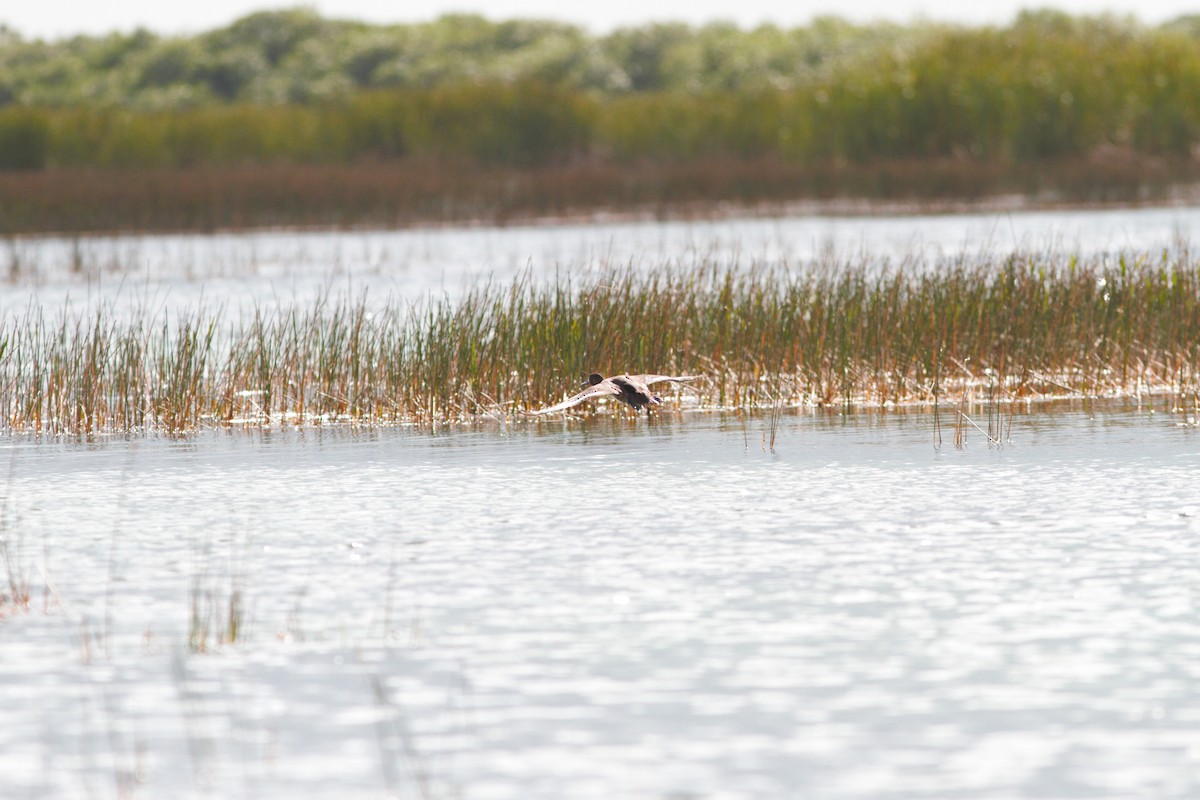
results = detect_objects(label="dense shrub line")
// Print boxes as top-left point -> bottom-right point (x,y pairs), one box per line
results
1,11 -> 1200,171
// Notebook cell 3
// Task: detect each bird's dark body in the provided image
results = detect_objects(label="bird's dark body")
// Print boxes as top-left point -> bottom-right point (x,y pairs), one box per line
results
605,375 -> 660,412
529,372 -> 699,416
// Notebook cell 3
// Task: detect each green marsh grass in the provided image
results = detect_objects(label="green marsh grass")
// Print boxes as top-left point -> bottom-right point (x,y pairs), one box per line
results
6,13 -> 1200,233
7,13 -> 1200,169
187,572 -> 245,654
2,250 -> 1199,435
187,533 -> 249,654
0,536 -> 30,617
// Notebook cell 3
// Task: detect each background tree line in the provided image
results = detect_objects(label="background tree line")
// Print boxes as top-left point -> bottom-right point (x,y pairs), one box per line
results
1,8 -> 1199,172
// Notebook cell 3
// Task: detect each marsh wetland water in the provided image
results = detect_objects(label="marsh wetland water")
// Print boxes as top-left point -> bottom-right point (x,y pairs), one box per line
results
3,207 -> 1200,798
7,204 -> 1200,317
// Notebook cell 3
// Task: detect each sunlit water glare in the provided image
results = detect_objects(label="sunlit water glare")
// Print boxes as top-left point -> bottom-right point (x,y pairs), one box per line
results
2,405 -> 1199,798
7,204 -> 1200,318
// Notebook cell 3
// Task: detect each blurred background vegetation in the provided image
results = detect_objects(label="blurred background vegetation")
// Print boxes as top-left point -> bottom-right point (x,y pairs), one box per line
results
1,8 -> 1199,230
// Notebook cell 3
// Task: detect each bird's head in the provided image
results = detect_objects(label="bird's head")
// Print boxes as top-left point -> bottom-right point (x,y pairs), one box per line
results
586,373 -> 605,386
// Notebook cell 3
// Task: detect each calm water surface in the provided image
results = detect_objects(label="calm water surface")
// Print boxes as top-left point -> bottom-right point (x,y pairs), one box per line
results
2,406 -> 1199,799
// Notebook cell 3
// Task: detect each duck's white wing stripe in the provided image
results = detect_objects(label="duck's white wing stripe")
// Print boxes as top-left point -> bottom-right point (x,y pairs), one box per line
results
529,383 -> 620,415
637,374 -> 700,386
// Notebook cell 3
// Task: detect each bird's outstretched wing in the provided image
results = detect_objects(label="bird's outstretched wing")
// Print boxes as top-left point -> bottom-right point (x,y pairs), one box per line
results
528,382 -> 621,415
631,374 -> 701,386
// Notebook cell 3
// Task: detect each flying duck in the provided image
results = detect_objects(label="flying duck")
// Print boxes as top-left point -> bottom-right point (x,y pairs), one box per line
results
529,373 -> 700,415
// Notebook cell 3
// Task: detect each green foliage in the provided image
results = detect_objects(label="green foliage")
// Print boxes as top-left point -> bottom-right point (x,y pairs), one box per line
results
404,82 -> 594,164
1,10 -> 1199,170
21,82 -> 592,168
3,253 -> 1199,433
0,107 -> 49,169
0,10 -> 927,104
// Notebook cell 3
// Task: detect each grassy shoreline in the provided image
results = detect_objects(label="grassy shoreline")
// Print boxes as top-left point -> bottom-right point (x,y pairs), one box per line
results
2,251 -> 1198,435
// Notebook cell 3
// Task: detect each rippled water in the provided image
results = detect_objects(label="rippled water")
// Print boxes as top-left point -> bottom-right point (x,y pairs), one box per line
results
4,206 -> 1200,797
3,404 -> 1199,799
7,203 -> 1200,317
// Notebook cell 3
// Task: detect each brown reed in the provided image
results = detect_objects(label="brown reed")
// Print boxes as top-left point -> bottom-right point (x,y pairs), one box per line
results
1,250 -> 1197,435
2,155 -> 1199,236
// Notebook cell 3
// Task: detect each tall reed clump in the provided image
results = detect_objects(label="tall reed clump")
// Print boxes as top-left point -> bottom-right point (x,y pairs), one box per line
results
7,16 -> 1200,234
1,250 -> 1198,434
24,82 -> 595,171
7,12 -> 1200,169
3,15 -> 1200,175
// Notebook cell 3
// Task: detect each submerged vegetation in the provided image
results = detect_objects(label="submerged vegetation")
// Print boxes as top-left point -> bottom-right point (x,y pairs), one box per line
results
1,250 -> 1198,435
2,10 -> 1200,230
